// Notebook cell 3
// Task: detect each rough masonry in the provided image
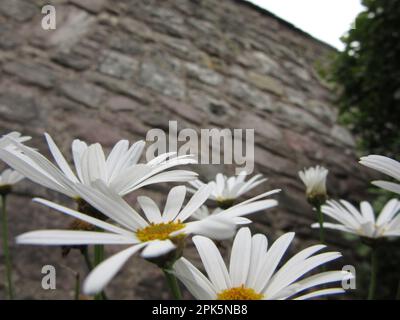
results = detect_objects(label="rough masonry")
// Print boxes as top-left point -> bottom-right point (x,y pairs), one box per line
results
0,0 -> 374,299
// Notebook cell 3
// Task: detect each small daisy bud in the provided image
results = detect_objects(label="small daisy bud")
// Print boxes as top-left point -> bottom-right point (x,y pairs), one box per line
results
298,165 -> 328,207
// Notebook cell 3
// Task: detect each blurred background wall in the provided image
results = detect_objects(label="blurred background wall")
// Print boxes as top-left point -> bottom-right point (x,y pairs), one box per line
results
0,0 -> 373,299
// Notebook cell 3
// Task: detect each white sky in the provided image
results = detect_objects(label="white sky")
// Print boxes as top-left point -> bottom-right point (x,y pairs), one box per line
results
246,0 -> 364,50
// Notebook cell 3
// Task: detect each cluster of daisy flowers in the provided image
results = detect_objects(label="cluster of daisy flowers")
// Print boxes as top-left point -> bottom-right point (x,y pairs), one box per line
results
0,131 -> 398,300
299,154 -> 400,299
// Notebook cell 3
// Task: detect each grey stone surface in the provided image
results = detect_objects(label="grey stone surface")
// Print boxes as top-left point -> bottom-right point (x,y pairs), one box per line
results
46,7 -> 96,50
139,61 -> 186,99
98,50 -> 139,80
69,0 -> 107,13
0,0 -> 372,300
59,80 -> 106,109
226,78 -> 276,112
4,62 -> 57,89
0,93 -> 38,122
185,63 -> 224,86
0,0 -> 37,22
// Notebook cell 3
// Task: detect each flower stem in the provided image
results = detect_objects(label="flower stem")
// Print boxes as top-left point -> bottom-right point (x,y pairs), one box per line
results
81,247 -> 94,272
1,194 -> 14,300
163,268 -> 182,300
368,248 -> 378,300
93,245 -> 108,300
74,272 -> 80,300
94,244 -> 104,267
316,205 -> 325,245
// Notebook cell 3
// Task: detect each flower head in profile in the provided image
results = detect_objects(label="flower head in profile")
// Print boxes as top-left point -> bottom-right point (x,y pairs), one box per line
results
189,170 -> 267,209
0,169 -> 24,195
298,166 -> 328,207
312,199 -> 400,240
360,155 -> 400,195
174,227 -> 351,300
192,188 -> 280,225
0,133 -> 197,199
17,183 -> 278,294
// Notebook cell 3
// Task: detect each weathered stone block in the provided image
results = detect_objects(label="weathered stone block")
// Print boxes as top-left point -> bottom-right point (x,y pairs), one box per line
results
139,62 -> 185,99
109,31 -> 146,56
46,7 -> 95,49
237,51 -> 280,75
248,72 -> 284,96
0,0 -> 37,22
105,95 -> 141,112
236,112 -> 283,141
158,95 -> 206,125
120,18 -> 155,41
188,90 -> 235,122
330,125 -> 356,148
283,61 -> 312,81
88,72 -> 151,104
4,62 -> 57,89
0,93 -> 38,122
278,103 -> 327,133
69,0 -> 106,13
185,63 -> 223,86
307,99 -> 337,123
226,79 -> 276,112
51,41 -> 100,70
59,80 -> 106,108
0,25 -> 22,50
98,50 -> 139,80
254,147 -> 296,177
285,88 -> 306,106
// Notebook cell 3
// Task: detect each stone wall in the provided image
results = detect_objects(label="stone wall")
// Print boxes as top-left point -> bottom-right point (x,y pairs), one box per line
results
0,0 -> 373,299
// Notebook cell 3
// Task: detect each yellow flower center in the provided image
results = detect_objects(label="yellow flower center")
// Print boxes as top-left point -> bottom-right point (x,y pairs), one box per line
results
136,221 -> 185,242
217,285 -> 264,300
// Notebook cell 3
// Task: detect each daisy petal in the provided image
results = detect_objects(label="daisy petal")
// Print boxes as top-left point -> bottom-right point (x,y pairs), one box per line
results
138,196 -> 163,223
140,240 -> 175,259
372,181 -> 400,195
173,258 -> 217,300
44,133 -> 78,182
33,198 -> 133,236
162,186 -> 187,222
83,244 -> 146,295
193,235 -> 231,291
182,216 -> 236,240
16,230 -> 137,245
229,227 -> 252,287
74,182 -> 148,230
294,288 -> 345,300
175,185 -> 211,222
246,233 -> 268,288
254,232 -> 295,293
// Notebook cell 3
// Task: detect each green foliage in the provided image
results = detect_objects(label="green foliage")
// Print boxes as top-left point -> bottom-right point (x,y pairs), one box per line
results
328,0 -> 400,156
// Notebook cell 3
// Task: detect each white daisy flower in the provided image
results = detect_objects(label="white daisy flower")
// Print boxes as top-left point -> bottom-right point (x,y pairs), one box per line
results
174,227 -> 351,300
192,188 -> 280,225
189,170 -> 267,208
312,199 -> 400,239
0,169 -> 24,188
0,131 -> 31,149
16,183 -> 278,294
298,166 -> 328,205
0,133 -> 197,199
360,155 -> 400,195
